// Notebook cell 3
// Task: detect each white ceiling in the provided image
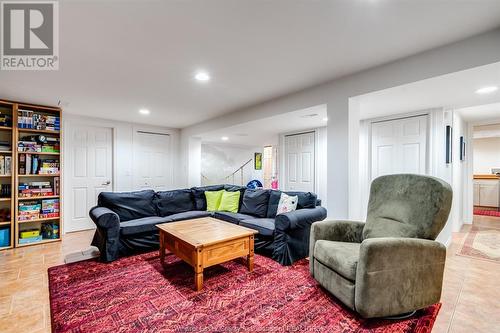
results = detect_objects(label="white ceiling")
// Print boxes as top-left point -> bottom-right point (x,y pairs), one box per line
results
200,104 -> 327,146
1,1 -> 500,128
457,103 -> 500,122
355,62 -> 500,120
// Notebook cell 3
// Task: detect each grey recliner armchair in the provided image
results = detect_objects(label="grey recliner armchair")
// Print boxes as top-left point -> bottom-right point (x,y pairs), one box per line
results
309,174 -> 452,318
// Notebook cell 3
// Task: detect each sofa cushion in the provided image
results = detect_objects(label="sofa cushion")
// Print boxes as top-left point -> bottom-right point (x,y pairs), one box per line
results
98,190 -> 157,222
120,216 -> 172,235
218,190 -> 241,213
240,189 -> 270,218
155,189 -> 194,217
214,211 -> 256,224
191,185 -> 225,210
313,240 -> 360,281
267,190 -> 318,218
240,218 -> 275,237
224,184 -> 246,209
168,211 -> 213,221
205,190 -> 225,211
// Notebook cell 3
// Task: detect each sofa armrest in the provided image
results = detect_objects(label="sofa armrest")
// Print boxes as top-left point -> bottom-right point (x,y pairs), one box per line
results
89,206 -> 120,229
275,207 -> 327,232
309,220 -> 364,274
355,237 -> 446,318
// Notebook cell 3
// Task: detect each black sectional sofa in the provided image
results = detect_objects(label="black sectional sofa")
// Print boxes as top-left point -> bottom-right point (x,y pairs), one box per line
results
89,184 -> 327,265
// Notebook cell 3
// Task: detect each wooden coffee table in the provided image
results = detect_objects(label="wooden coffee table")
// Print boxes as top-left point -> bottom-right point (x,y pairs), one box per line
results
156,217 -> 258,291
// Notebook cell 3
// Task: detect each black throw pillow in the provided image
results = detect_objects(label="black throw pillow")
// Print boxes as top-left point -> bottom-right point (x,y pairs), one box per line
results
155,189 -> 194,216
240,189 -> 270,218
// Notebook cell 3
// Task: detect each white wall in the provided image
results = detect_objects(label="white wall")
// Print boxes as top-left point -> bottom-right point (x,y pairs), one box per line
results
201,143 -> 263,186
473,137 -> 500,174
62,114 -> 180,232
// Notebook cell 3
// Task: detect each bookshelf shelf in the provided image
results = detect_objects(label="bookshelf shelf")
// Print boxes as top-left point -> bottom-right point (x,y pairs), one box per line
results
18,174 -> 60,177
18,152 -> 60,155
17,128 -> 60,135
0,151 -> 12,154
0,175 -> 11,178
16,238 -> 60,248
17,216 -> 60,223
0,221 -> 10,226
18,195 -> 59,201
0,198 -> 11,201
0,127 -> 12,131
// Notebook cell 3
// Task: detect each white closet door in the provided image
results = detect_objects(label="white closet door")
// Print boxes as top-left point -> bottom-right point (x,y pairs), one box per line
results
285,132 -> 315,192
133,131 -> 171,191
67,125 -> 113,232
371,115 -> 427,180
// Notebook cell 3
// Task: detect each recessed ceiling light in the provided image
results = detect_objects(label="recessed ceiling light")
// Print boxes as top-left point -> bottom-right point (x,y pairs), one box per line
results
221,136 -> 229,141
139,109 -> 150,115
195,71 -> 211,82
323,117 -> 329,121
475,86 -> 498,94
300,113 -> 319,118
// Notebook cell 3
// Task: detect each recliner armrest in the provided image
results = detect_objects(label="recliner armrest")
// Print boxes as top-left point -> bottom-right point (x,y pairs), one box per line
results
309,220 -> 364,274
355,237 -> 446,318
275,207 -> 327,231
89,206 -> 120,229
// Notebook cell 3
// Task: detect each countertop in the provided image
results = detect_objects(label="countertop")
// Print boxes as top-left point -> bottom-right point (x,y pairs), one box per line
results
473,174 -> 500,180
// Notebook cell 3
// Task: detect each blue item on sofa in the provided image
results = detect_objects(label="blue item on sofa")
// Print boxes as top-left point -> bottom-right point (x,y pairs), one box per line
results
246,179 -> 262,189
0,228 -> 9,247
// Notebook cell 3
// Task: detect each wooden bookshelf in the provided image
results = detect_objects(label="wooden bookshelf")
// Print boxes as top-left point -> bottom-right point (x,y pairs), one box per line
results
0,101 -> 14,249
0,100 -> 62,250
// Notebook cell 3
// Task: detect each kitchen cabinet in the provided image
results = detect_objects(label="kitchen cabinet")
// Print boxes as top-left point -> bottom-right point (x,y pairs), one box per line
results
473,177 -> 500,208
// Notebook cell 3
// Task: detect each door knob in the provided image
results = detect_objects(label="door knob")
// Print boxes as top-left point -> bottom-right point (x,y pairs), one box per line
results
102,180 -> 111,185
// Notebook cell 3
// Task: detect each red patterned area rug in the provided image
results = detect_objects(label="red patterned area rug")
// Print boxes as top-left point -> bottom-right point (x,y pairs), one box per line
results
474,209 -> 500,217
48,252 -> 440,333
458,226 -> 500,263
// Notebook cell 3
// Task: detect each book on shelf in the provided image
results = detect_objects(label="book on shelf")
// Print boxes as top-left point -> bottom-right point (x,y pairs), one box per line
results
19,181 -> 53,197
0,156 -> 10,176
54,177 -> 60,195
18,198 -> 60,221
18,154 -> 59,175
1,184 -> 11,198
18,110 -> 60,131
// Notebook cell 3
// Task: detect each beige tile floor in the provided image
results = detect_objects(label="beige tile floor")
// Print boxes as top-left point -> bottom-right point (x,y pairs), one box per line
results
0,216 -> 499,333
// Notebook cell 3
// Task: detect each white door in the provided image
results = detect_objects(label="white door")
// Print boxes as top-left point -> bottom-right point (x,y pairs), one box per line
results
133,131 -> 172,191
66,125 -> 113,232
371,115 -> 427,180
284,132 -> 315,192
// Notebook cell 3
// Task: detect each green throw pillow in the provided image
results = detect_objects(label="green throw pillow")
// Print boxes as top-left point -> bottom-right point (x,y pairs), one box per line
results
218,190 -> 241,213
205,190 -> 224,211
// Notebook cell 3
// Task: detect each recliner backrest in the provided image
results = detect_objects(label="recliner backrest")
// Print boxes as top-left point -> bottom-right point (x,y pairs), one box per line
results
363,174 -> 452,240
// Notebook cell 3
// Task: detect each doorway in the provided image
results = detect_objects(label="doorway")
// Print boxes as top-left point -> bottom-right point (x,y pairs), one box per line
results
284,131 -> 315,192
371,114 -> 428,179
66,125 -> 113,232
133,130 -> 172,191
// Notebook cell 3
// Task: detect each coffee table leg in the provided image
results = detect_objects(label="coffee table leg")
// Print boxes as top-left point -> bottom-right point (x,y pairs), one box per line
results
247,235 -> 254,272
160,232 -> 165,264
195,248 -> 203,291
